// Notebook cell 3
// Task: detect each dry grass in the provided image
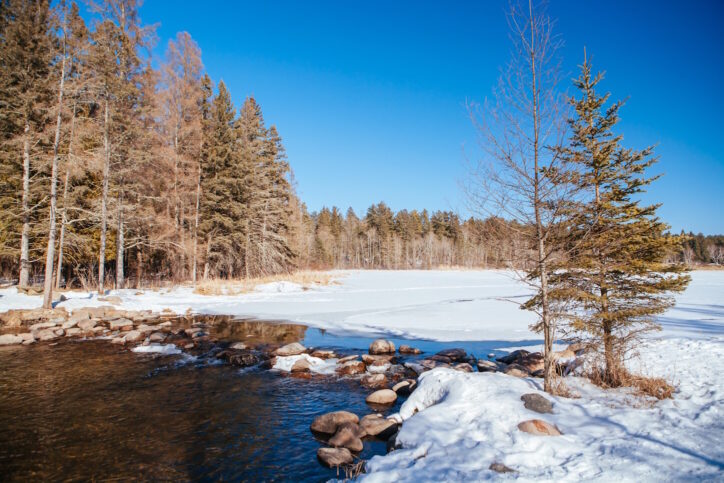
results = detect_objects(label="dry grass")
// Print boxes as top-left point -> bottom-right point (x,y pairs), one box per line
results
587,366 -> 675,400
548,377 -> 579,398
193,271 -> 338,295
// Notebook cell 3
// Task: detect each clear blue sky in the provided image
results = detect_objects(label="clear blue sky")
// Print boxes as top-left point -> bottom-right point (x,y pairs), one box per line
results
131,0 -> 722,234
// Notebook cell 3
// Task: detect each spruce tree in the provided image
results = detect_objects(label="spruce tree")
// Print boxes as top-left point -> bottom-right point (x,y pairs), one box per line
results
553,56 -> 690,385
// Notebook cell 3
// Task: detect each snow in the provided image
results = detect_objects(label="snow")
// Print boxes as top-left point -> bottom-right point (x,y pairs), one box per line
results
272,354 -> 338,374
1,269 -> 723,480
131,343 -> 183,355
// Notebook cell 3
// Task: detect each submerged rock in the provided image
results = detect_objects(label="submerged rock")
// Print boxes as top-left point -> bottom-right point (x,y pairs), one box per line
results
317,447 -> 353,467
361,373 -> 387,388
398,344 -> 421,354
517,419 -> 562,436
436,348 -> 467,362
311,411 -> 359,435
369,339 -> 395,355
274,342 -> 306,356
337,360 -> 366,375
521,393 -> 554,414
366,389 -> 397,405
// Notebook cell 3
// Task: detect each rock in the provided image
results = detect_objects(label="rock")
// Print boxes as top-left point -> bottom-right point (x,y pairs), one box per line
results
360,414 -> 397,439
328,424 -> 364,452
68,311 -> 91,323
427,354 -> 452,364
53,328 -> 65,337
66,328 -> 81,336
436,348 -> 467,362
362,354 -> 394,365
123,330 -> 142,343
311,349 -> 336,359
149,332 -> 166,343
504,364 -> 530,378
366,362 -> 391,374
398,344 -> 421,354
361,373 -> 388,388
404,362 -> 426,375
553,348 -> 576,360
518,352 -> 544,373
369,339 -> 395,355
477,360 -> 500,372
337,360 -> 366,375
184,343 -> 194,349
337,354 -> 359,364
274,342 -> 306,356
77,319 -> 97,331
487,353 -> 495,359
218,350 -> 261,367
316,447 -> 353,468
517,419 -> 562,436
98,295 -> 122,304
521,393 -> 554,414
497,349 -> 530,364
366,389 -> 397,406
61,320 -> 79,329
310,411 -> 359,435
420,359 -> 449,370
108,318 -> 133,331
0,334 -> 23,345
489,462 -> 515,473
22,339 -> 35,345
35,328 -> 59,341
291,357 -> 311,373
230,342 -> 247,350
29,321 -> 58,331
136,324 -> 154,334
453,362 -> 474,372
111,337 -> 125,344
531,369 -> 545,378
392,379 -> 416,395
18,332 -> 35,341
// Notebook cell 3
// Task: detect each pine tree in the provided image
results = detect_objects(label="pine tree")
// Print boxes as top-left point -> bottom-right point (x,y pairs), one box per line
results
552,56 -> 690,385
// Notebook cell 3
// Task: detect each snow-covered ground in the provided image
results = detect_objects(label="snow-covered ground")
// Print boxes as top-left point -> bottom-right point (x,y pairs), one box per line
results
1,270 -> 722,480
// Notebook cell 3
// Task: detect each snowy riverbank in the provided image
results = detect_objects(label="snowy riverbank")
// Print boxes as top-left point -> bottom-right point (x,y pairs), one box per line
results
1,270 -> 722,480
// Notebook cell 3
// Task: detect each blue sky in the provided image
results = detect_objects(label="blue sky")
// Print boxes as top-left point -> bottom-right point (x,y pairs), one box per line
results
126,0 -> 721,233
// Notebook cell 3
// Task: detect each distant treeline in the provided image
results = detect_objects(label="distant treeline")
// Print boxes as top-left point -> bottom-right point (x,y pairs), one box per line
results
680,233 -> 724,265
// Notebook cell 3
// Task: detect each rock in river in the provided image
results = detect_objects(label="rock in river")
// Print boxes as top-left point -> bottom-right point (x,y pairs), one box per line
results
274,342 -> 306,356
369,339 -> 395,355
360,414 -> 397,439
310,411 -> 359,435
399,344 -> 421,354
317,447 -> 353,467
328,423 -> 364,452
337,360 -> 366,375
366,389 -> 397,406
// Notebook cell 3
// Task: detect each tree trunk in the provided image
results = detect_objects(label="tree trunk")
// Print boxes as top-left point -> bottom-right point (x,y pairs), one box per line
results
203,234 -> 212,280
192,162 -> 201,285
136,248 -> 142,289
99,99 -> 110,295
56,102 -> 76,290
116,190 -> 124,288
19,119 -> 31,288
42,50 -> 67,308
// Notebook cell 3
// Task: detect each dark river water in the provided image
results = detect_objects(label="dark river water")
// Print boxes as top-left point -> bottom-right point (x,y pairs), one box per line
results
0,317 -> 529,482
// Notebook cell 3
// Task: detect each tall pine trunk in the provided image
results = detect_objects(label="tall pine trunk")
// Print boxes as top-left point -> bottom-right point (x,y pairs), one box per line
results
19,119 -> 31,288
42,49 -> 67,308
192,163 -> 201,285
99,99 -> 110,295
116,190 -> 124,288
56,102 -> 76,290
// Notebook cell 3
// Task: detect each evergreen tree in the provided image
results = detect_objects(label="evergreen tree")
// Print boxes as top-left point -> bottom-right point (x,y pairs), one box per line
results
552,56 -> 690,385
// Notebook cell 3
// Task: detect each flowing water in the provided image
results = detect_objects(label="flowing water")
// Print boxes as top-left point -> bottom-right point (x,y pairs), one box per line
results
0,317 -> 527,481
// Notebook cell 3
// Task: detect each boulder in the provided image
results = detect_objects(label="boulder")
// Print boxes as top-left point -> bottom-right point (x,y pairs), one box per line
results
366,362 -> 391,374
496,349 -> 530,364
420,359 -> 449,370
453,362 -> 474,372
360,414 -> 397,439
518,352 -> 544,373
77,319 -> 97,331
66,328 -> 81,336
328,423 -> 364,452
61,320 -> 79,330
517,419 -> 562,436
477,360 -> 500,372
337,354 -> 359,364
310,411 -> 359,435
311,349 -> 336,359
229,342 -> 247,350
18,332 -> 35,342
366,389 -> 397,406
274,342 -> 306,356
521,393 -> 554,414
29,321 -> 58,331
398,344 -> 421,354
362,354 -> 394,365
0,334 -> 23,345
0,310 -> 24,327
503,363 -> 530,378
392,379 -> 416,395
68,310 -> 91,322
111,337 -> 125,344
291,357 -> 311,373
427,354 -> 452,364
436,348 -> 467,362
98,295 -> 122,304
369,339 -> 395,355
149,332 -> 166,343
108,318 -> 133,331
53,328 -> 65,337
35,328 -> 59,341
337,360 -> 366,375
316,447 -> 353,468
361,373 -> 388,388
136,324 -> 154,334
123,330 -> 143,343
489,462 -> 515,473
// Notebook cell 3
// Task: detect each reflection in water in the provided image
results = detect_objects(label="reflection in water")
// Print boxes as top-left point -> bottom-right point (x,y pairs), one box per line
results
0,328 -> 397,482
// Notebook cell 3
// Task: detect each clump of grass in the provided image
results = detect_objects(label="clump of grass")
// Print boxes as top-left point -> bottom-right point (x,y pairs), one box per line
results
193,271 -> 337,295
549,376 -> 579,398
587,365 -> 674,400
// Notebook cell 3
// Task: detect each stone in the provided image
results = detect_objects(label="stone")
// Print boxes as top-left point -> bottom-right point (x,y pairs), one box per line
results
453,362 -> 474,372
366,362 -> 391,374
477,359 -> 500,372
22,339 -> 35,345
436,348 -> 467,362
310,411 -> 359,435
360,414 -> 397,439
98,295 -> 122,304
18,332 -> 35,341
428,354 -> 452,364
518,352 -> 544,373
274,342 -> 306,356
328,424 -> 364,452
504,364 -> 530,378
111,337 -> 125,344
420,359 -> 449,370
369,339 -> 396,355
77,319 -> 97,331
398,344 -> 421,354
66,328 -> 81,336
489,462 -> 515,473
311,349 -> 336,359
61,320 -> 79,329
291,358 -> 311,373
361,373 -> 388,388
108,318 -> 133,331
497,349 -> 530,364
229,342 -> 247,350
29,321 -> 58,331
184,343 -> 194,349
337,354 -> 359,364
123,330 -> 143,343
362,354 -> 394,365
136,324 -> 154,334
53,328 -> 65,337
316,447 -> 353,468
521,393 -> 554,414
337,360 -> 366,375
35,328 -> 59,341
0,334 -> 23,345
517,419 -> 562,436
149,332 -> 166,342
392,379 -> 416,395
366,389 -> 397,406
